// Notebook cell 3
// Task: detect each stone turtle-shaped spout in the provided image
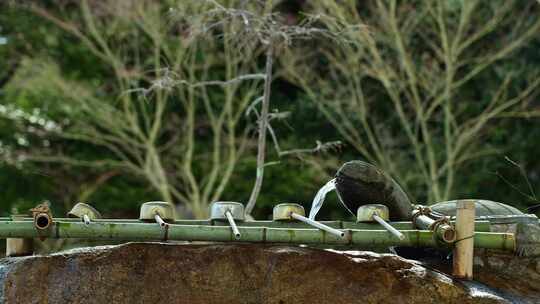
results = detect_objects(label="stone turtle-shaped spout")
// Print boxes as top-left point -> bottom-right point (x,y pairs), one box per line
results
334,161 -> 412,221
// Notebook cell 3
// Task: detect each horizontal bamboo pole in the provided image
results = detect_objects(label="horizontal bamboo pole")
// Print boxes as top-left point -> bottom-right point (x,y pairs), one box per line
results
0,221 -> 514,251
0,218 -> 492,232
474,232 -> 515,251
0,221 -> 431,246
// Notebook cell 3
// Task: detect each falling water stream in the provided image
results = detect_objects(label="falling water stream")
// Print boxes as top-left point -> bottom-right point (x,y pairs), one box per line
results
308,178 -> 336,220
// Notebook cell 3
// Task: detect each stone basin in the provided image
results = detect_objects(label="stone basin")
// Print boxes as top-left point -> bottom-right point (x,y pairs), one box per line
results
0,243 -> 537,303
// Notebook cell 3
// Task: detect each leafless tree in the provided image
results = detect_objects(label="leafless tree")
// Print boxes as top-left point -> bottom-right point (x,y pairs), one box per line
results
284,0 -> 540,203
3,0 -> 355,218
183,0 -> 357,217
2,1 -> 267,218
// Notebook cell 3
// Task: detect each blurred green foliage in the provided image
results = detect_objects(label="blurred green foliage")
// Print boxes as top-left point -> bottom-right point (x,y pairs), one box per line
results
0,1 -> 539,222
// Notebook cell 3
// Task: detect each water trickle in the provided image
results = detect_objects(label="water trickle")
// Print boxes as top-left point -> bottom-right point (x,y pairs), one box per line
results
460,280 -> 518,302
308,178 -> 336,220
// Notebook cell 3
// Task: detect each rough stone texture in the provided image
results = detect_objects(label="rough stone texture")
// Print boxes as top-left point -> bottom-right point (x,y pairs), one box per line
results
415,248 -> 540,303
0,243 -> 528,304
473,249 -> 540,302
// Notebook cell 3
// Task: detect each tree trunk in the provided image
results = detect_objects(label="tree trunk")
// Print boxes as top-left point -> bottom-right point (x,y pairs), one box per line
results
245,46 -> 273,217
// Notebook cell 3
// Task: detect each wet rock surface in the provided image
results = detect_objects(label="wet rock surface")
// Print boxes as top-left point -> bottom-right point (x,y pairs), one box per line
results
412,248 -> 540,304
473,249 -> 540,302
0,243 -> 533,303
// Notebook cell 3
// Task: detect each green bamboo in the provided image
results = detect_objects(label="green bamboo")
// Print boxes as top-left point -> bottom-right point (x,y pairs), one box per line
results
0,221 -> 514,251
411,212 -> 456,243
0,218 -> 492,232
473,232 -> 515,251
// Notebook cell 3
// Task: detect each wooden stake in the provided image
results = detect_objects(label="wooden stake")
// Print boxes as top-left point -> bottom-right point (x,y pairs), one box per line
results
6,238 -> 33,257
6,214 -> 33,257
453,200 -> 476,280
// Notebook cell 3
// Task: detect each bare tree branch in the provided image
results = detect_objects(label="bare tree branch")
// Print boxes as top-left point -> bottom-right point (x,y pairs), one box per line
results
283,0 -> 540,203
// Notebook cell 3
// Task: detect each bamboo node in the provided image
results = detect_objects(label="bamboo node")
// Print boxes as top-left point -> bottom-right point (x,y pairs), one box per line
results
30,202 -> 53,231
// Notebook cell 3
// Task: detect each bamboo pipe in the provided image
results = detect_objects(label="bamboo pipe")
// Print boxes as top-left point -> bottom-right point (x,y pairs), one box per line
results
83,214 -> 91,226
412,208 -> 456,243
372,214 -> 405,240
154,214 -> 167,229
0,218 -> 492,232
357,205 -> 405,240
453,200 -> 475,280
0,221 -> 515,251
225,210 -> 241,240
34,213 -> 51,230
290,212 -> 345,238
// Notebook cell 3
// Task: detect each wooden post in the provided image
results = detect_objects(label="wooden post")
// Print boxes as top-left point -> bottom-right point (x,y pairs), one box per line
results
6,214 -> 33,257
6,238 -> 33,257
453,200 -> 476,280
